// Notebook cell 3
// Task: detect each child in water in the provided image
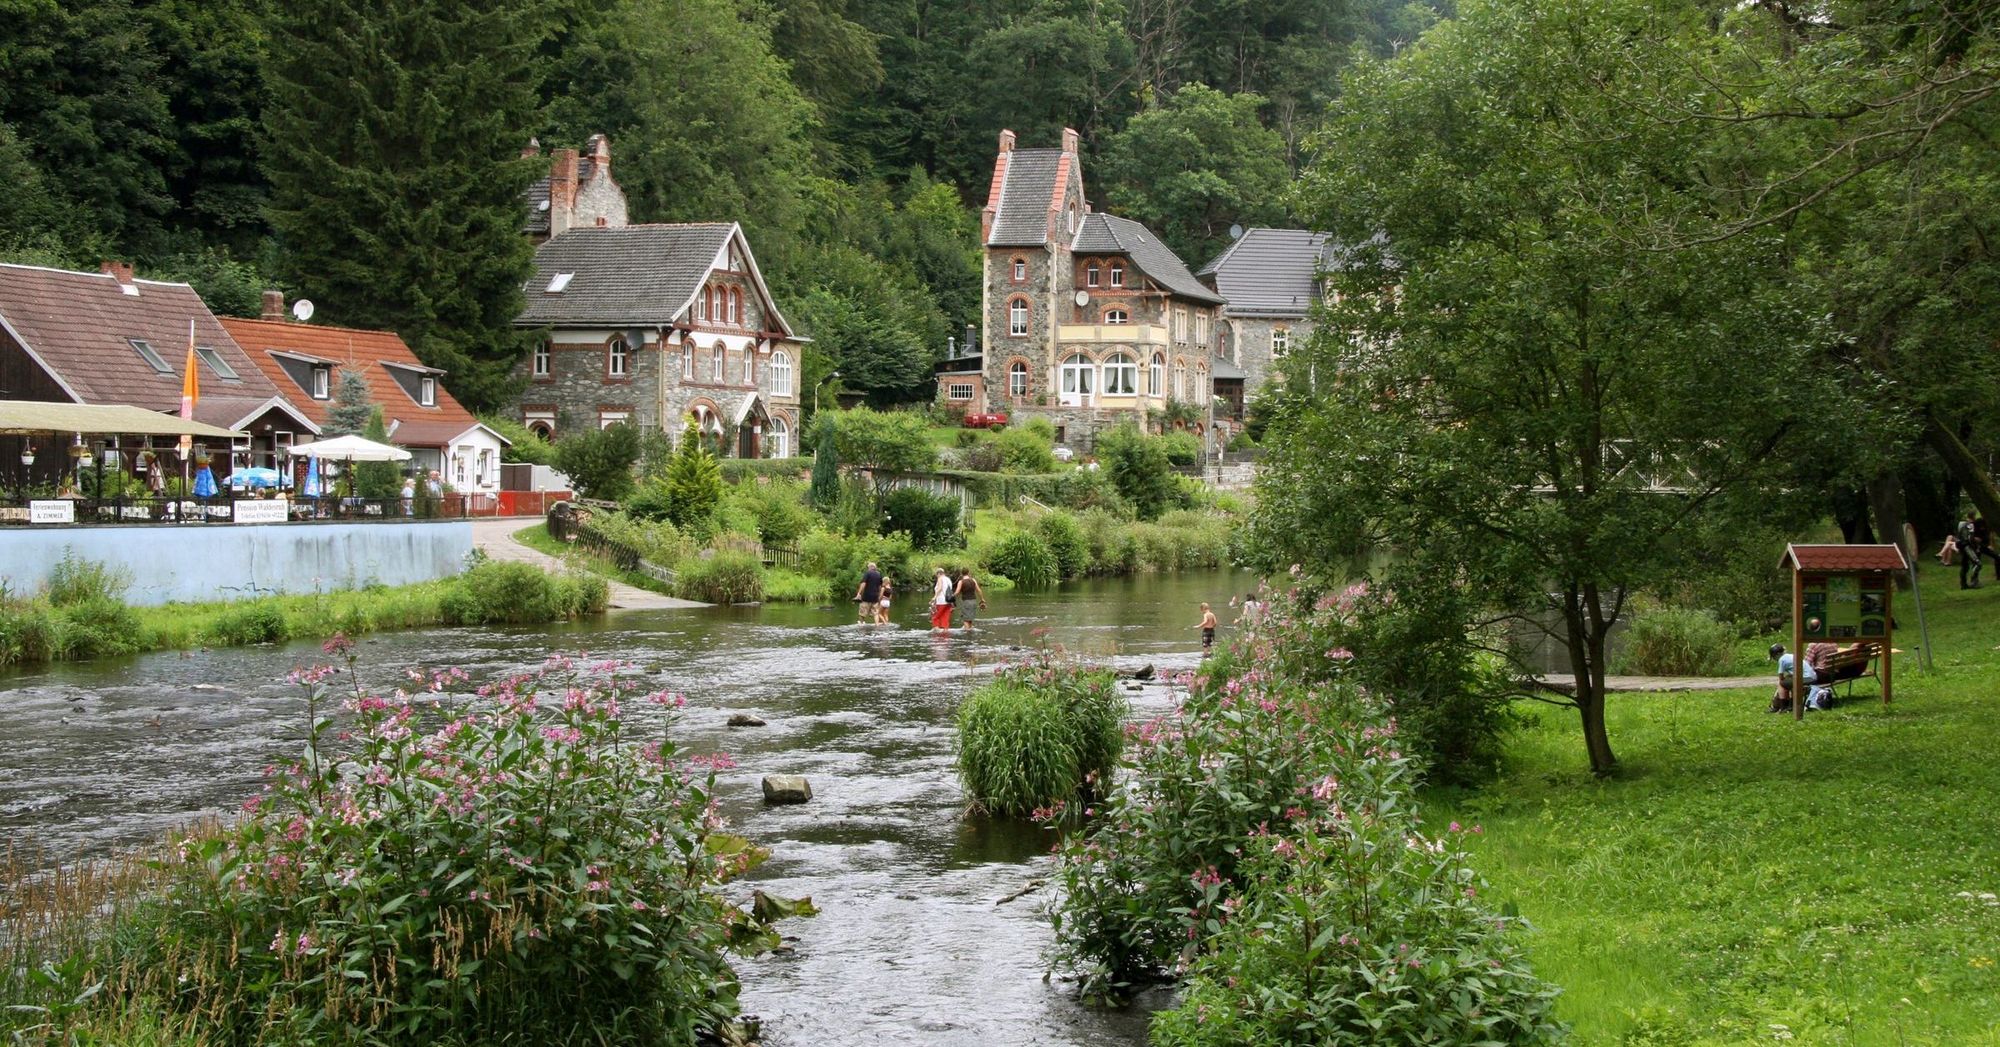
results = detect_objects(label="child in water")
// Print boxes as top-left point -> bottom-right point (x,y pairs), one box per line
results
1195,602 -> 1218,654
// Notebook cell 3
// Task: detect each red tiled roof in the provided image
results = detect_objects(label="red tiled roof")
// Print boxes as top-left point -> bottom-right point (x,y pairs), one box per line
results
219,317 -> 487,450
0,263 -> 288,411
1781,544 -> 1910,572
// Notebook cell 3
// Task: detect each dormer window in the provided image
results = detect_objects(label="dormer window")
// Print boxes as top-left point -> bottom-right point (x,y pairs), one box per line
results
546,272 -> 574,293
1109,263 -> 1125,288
128,339 -> 171,374
312,366 -> 330,399
420,376 -> 437,406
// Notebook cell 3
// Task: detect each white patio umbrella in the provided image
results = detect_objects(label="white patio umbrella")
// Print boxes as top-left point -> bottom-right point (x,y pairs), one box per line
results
287,434 -> 413,462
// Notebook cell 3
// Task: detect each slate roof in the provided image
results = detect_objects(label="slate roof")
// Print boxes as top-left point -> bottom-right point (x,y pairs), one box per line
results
515,224 -> 795,336
1197,228 -> 1331,318
522,154 -> 599,235
0,263 -> 294,416
1781,544 -> 1910,573
1071,214 -> 1226,305
220,317 -> 492,450
1211,356 -> 1249,380
987,148 -> 1067,247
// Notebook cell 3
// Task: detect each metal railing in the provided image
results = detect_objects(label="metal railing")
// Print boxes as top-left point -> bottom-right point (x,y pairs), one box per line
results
0,492 -> 468,525
545,502 -> 677,584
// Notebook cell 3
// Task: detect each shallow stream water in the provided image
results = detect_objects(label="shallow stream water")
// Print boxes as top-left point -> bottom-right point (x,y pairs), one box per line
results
0,569 -> 1256,1045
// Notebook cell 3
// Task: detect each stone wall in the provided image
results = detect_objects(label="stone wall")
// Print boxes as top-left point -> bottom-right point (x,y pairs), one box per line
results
0,519 -> 473,606
1224,315 -> 1315,399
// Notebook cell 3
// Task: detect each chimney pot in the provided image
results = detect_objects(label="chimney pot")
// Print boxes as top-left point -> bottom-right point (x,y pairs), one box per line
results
261,289 -> 286,321
998,129 -> 1016,153
99,260 -> 134,285
588,133 -> 611,170
1061,127 -> 1080,154
522,136 -> 541,158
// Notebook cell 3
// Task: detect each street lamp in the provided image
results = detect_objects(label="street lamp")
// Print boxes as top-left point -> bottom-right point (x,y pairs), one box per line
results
814,370 -> 841,415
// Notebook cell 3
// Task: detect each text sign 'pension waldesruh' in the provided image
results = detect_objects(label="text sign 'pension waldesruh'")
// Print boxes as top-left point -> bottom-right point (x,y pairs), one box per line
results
233,499 -> 289,525
29,500 -> 75,524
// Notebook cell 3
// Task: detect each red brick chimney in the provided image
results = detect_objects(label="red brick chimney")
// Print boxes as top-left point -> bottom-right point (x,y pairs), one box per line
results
99,260 -> 134,285
261,289 -> 285,321
549,148 -> 580,236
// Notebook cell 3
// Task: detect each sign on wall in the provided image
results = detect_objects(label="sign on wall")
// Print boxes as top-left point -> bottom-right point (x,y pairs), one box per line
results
233,499 -> 289,525
28,500 -> 74,524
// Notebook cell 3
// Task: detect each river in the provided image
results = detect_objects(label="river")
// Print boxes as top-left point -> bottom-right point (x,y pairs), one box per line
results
0,569 -> 1257,1046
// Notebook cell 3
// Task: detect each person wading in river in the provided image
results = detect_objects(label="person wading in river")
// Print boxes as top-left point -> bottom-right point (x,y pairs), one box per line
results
855,561 -> 884,624
930,567 -> 956,632
954,570 -> 987,633
1194,602 -> 1219,655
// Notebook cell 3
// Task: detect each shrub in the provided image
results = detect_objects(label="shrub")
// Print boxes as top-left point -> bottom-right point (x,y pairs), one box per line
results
763,568 -> 831,603
129,651 -> 808,1045
738,480 -> 815,546
798,529 -> 915,590
676,551 -> 765,604
483,414 -> 555,465
1156,510 -> 1230,569
813,407 -> 937,473
58,597 -> 142,659
962,441 -> 1004,472
43,552 -> 127,607
880,486 -> 964,551
1044,467 -> 1132,516
1076,508 -> 1138,575
589,511 -> 688,567
206,600 -> 289,645
1096,423 -> 1176,520
1023,417 -> 1057,443
1615,605 -> 1738,677
625,476 -> 675,521
1036,512 -> 1089,580
1158,430 -> 1202,467
955,659 -> 1124,817
444,562 -> 602,625
983,531 -> 1059,590
828,477 -> 881,537
994,425 -> 1057,473
954,428 -> 982,448
555,422 -> 642,501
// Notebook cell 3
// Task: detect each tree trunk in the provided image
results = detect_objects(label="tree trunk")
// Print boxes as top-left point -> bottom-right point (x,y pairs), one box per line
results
1866,468 -> 1910,563
1925,411 -> 2000,523
1561,587 -> 1619,776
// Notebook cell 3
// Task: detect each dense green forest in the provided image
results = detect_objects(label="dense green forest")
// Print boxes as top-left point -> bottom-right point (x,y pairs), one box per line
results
0,0 -> 1443,410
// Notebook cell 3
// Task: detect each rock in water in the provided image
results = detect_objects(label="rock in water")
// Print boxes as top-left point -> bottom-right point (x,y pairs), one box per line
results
1131,664 -> 1155,681
762,775 -> 812,805
728,713 -> 768,728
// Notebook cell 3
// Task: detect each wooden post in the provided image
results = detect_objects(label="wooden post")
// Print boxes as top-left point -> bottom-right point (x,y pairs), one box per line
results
1881,579 -> 1894,706
1793,567 -> 1806,722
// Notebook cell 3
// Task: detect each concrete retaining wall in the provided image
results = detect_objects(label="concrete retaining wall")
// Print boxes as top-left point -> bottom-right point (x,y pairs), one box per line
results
0,520 -> 473,606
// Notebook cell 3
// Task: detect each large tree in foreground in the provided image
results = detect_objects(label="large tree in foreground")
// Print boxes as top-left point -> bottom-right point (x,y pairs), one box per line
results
1254,0 -> 1868,775
262,0 -> 546,412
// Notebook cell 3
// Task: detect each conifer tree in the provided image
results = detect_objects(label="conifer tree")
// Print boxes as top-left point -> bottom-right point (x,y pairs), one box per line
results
810,420 -> 840,512
262,0 -> 547,413
326,368 -> 373,436
666,426 -> 723,531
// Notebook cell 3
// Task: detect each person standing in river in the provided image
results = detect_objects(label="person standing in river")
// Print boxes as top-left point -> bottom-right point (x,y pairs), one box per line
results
1195,602 -> 1219,654
855,561 -> 883,623
954,570 -> 987,633
930,567 -> 956,632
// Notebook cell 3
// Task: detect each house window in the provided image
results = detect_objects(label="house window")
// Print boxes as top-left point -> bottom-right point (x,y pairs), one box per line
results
1175,307 -> 1188,344
311,366 -> 330,400
682,344 -> 695,379
599,410 -> 630,429
1103,309 -> 1129,325
771,350 -> 793,395
546,272 -> 574,294
770,415 -> 790,459
1271,328 -> 1290,356
1149,353 -> 1165,397
1196,311 -> 1209,347
948,382 -> 975,401
1196,364 -> 1209,402
1060,354 -> 1095,399
420,376 -> 436,406
607,336 -> 629,377
1174,360 -> 1188,400
1009,299 -> 1029,337
1103,353 -> 1137,396
1011,257 -> 1027,283
1086,262 -> 1100,287
1008,360 -> 1029,397
699,288 -> 711,322
1109,263 -> 1125,287
743,348 -> 756,384
128,339 -> 171,374
711,347 -> 724,383
533,341 -> 551,377
193,345 -> 240,382
726,287 -> 738,325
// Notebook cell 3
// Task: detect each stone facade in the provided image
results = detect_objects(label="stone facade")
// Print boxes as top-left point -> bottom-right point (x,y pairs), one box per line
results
1219,315 -> 1312,408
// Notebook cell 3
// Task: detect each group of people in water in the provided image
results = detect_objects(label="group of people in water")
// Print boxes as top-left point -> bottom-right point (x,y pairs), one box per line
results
852,562 -> 986,633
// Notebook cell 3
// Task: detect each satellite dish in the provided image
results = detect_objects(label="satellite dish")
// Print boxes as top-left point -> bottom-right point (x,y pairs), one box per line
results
292,299 -> 315,322
1228,224 -> 1245,240
1074,290 -> 1090,307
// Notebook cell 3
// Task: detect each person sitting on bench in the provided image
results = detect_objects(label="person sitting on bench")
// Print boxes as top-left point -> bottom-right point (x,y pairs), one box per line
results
1769,643 -> 1834,713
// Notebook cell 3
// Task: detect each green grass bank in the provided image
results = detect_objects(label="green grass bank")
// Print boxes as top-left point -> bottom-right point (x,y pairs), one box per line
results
1429,560 -> 2000,1045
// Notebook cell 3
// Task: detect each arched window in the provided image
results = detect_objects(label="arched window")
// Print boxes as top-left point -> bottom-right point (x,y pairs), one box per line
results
1008,359 -> 1029,397
1103,352 -> 1137,396
607,335 -> 629,378
769,415 -> 790,459
1009,298 -> 1030,337
1150,353 -> 1165,397
699,288 -> 711,322
771,350 -> 793,396
1060,353 -> 1095,403
1196,363 -> 1209,402
682,343 -> 695,380
743,347 -> 756,384
1086,261 -> 1100,287
711,346 -> 724,383
1173,360 -> 1188,400
1109,262 -> 1125,288
1103,309 -> 1129,324
532,341 -> 551,378
1011,257 -> 1027,283
527,420 -> 554,440
732,288 -> 744,326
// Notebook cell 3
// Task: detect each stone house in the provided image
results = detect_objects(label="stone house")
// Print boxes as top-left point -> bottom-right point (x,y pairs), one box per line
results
947,128 -> 1230,449
221,297 -> 510,493
1196,227 -> 1332,423
0,261 -> 319,482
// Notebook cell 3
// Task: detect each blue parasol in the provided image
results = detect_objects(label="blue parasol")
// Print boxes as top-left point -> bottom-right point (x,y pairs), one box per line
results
193,465 -> 217,498
303,456 -> 322,498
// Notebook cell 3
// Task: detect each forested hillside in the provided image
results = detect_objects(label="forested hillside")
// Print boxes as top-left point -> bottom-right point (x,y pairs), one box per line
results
0,0 -> 1442,411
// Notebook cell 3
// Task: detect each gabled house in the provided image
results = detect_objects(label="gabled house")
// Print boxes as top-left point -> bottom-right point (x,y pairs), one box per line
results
1197,227 -> 1333,421
953,128 -> 1231,448
0,261 -> 319,479
222,296 -> 511,493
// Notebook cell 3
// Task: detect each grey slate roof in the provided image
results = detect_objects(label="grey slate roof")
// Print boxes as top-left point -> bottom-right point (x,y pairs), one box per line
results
1072,214 -> 1226,305
1211,356 -> 1248,380
1196,228 -> 1330,318
987,149 -> 1066,247
516,224 -> 735,327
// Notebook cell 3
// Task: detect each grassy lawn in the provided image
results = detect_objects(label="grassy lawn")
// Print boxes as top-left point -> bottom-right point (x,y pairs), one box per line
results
1430,559 -> 2000,1045
512,523 -> 674,595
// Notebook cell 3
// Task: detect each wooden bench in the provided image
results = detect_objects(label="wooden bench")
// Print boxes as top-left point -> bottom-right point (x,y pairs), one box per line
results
1814,642 -> 1883,698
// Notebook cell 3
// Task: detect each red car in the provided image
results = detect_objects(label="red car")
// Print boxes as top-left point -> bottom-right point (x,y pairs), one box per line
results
961,412 -> 1010,430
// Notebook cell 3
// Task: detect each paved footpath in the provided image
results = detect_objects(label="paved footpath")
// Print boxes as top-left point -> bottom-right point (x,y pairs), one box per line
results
1535,673 -> 1766,693
469,517 -> 704,611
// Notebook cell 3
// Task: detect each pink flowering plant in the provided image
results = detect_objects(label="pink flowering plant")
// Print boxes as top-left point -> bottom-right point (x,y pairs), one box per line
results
1044,595 -> 1562,1040
135,638 -> 806,1045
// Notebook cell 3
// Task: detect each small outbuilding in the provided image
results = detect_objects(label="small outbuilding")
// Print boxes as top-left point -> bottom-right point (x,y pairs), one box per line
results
1778,543 -> 1909,719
